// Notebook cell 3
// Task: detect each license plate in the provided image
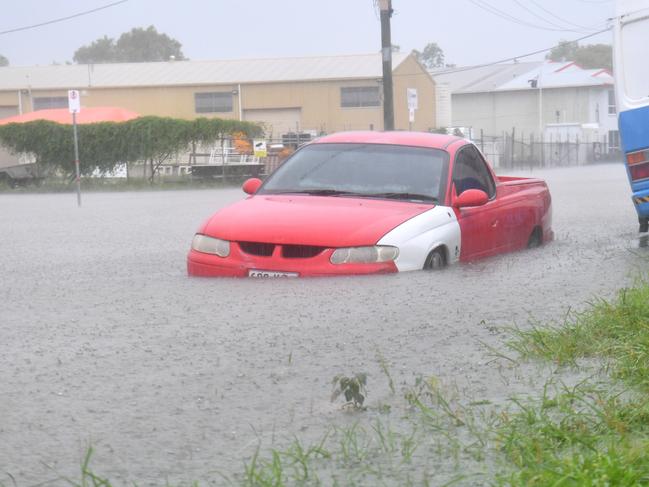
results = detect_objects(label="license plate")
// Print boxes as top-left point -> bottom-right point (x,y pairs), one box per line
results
248,269 -> 299,278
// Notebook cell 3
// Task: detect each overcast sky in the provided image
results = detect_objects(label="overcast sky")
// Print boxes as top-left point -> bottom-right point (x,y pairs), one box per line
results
0,0 -> 614,67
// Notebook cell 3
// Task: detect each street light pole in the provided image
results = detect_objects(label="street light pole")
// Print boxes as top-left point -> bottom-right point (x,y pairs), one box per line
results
379,0 -> 394,131
538,68 -> 543,138
67,89 -> 82,207
72,111 -> 81,207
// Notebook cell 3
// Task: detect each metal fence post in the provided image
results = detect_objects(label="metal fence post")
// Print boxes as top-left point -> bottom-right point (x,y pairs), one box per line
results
511,127 -> 516,167
530,133 -> 535,170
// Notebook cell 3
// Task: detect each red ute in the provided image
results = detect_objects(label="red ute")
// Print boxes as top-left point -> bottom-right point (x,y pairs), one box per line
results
188,131 -> 553,277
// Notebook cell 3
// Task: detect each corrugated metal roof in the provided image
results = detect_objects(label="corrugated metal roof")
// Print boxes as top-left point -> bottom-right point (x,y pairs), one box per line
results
430,62 -> 542,93
496,62 -> 614,91
0,53 -> 410,90
430,61 -> 613,94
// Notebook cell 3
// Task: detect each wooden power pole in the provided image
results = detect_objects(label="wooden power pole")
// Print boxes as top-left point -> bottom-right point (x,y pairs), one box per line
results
379,0 -> 394,131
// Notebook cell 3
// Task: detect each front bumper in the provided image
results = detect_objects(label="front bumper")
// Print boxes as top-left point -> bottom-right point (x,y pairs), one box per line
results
187,246 -> 398,277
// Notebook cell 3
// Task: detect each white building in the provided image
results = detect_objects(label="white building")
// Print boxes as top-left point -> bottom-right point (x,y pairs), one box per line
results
432,61 -> 619,152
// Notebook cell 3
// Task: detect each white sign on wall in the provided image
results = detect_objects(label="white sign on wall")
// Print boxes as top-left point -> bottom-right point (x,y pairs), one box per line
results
407,88 -> 418,110
68,90 -> 81,113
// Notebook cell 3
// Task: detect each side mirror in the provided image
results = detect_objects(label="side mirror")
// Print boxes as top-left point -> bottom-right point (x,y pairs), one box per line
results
242,178 -> 262,195
454,189 -> 489,208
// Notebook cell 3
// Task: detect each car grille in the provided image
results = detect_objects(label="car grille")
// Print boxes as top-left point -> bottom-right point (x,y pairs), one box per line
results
282,245 -> 326,259
238,241 -> 275,256
237,242 -> 326,259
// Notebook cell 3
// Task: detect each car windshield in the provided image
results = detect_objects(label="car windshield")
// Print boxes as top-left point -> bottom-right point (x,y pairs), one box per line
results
260,143 -> 448,202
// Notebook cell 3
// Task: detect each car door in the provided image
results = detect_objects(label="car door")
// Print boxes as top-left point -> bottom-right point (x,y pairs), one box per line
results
452,145 -> 502,260
471,149 -> 529,252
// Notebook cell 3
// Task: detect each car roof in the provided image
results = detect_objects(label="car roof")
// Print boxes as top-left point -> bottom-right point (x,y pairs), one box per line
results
312,131 -> 466,150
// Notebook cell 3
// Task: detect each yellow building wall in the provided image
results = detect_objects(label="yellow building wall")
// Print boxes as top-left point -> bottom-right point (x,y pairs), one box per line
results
0,54 -> 437,134
392,56 -> 437,131
241,79 -> 384,133
0,90 -> 23,114
0,91 -> 19,106
69,86 -> 240,120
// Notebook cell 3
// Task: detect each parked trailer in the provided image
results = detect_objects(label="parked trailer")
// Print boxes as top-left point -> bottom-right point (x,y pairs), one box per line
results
0,163 -> 42,188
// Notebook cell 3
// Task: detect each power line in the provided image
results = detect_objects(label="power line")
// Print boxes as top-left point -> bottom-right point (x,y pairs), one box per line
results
0,0 -> 129,36
467,0 -> 562,31
512,0 -> 577,30
467,0 -> 600,33
432,27 -> 611,76
529,0 -> 604,30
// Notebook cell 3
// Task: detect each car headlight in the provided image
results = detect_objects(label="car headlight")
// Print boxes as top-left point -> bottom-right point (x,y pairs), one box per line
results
330,246 -> 399,265
192,234 -> 230,257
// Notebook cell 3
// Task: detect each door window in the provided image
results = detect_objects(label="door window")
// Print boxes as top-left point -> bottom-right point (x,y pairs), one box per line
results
452,145 -> 496,198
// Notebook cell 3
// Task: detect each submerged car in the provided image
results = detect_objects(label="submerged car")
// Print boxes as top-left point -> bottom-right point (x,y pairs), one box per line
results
187,131 -> 553,277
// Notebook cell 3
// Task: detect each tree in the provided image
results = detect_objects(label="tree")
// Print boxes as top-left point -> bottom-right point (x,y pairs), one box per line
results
546,40 -> 578,63
73,36 -> 117,64
414,42 -> 445,69
547,40 -> 612,71
73,26 -> 186,64
0,55 -> 8,67
115,26 -> 185,63
573,44 -> 613,71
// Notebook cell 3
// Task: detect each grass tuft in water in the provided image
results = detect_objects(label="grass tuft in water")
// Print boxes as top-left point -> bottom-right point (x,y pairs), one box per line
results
507,283 -> 649,389
495,383 -> 649,486
496,281 -> 649,485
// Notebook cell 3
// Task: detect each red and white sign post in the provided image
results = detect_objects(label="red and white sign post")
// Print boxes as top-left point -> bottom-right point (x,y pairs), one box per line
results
68,90 -> 82,207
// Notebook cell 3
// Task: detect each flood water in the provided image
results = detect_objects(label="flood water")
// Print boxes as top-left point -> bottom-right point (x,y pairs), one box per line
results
1,163 -> 647,485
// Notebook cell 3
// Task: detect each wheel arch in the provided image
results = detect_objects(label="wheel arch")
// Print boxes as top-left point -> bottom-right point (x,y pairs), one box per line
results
423,244 -> 449,269
527,225 -> 543,248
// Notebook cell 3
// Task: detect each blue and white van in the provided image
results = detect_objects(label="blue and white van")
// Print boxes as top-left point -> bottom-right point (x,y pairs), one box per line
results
614,0 -> 649,231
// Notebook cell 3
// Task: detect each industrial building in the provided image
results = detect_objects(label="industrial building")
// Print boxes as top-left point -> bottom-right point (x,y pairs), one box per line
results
0,52 -> 438,138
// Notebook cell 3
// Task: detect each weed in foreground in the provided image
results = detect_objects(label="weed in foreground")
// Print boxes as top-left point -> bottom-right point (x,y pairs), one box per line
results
331,373 -> 368,410
241,436 -> 330,487
375,349 -> 396,395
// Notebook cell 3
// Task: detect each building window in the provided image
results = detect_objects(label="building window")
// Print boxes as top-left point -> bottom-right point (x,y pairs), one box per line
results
341,86 -> 380,108
33,96 -> 68,111
608,130 -> 620,151
194,92 -> 233,113
608,89 -> 617,115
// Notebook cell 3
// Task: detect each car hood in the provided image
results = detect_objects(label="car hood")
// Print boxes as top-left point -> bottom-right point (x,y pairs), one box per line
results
201,194 -> 434,247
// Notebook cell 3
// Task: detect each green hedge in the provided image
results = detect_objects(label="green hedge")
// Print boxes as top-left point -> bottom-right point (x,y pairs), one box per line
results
0,116 -> 262,176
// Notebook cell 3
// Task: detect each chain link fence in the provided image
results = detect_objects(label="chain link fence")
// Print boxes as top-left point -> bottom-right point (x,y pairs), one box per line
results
144,130 -> 623,182
139,134 -> 309,182
476,133 -> 621,170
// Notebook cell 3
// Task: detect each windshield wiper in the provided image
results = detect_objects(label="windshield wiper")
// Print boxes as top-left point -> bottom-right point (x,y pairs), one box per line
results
267,190 -> 436,202
269,189 -> 363,196
368,192 -> 437,202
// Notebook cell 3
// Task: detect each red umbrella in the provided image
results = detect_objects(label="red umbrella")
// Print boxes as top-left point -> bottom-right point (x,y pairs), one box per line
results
0,106 -> 140,125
